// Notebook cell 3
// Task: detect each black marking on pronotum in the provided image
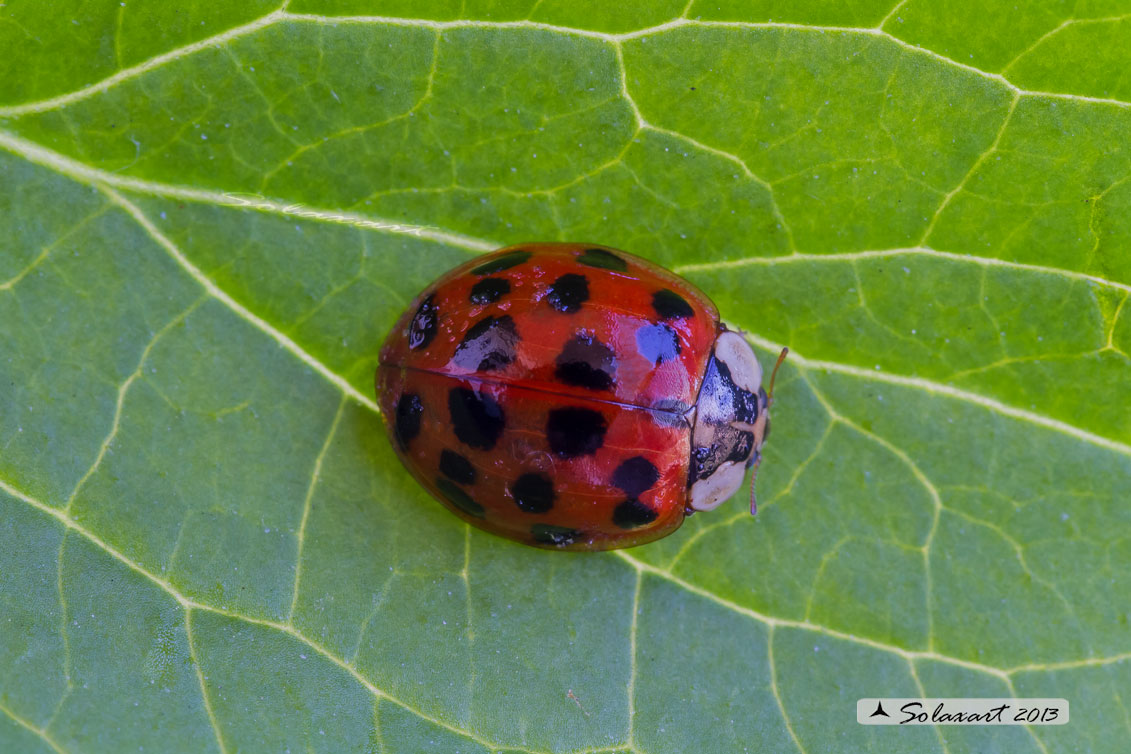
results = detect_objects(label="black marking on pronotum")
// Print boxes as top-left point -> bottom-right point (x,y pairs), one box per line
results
554,332 -> 616,390
688,425 -> 752,486
448,387 -> 505,450
408,294 -> 439,350
510,472 -> 555,514
613,499 -> 659,529
436,478 -> 485,518
688,444 -> 717,487
635,323 -> 681,365
394,393 -> 423,449
452,315 -> 518,372
611,456 -> 659,498
439,449 -> 476,486
698,355 -> 759,425
652,289 -> 695,320
531,523 -> 581,546
546,273 -> 590,313
472,250 -> 531,276
577,248 -> 628,272
469,277 -> 510,305
727,431 -> 755,464
546,407 -> 606,458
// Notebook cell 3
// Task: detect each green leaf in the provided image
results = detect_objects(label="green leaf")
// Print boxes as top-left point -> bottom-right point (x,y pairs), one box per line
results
1,3 -> 1128,752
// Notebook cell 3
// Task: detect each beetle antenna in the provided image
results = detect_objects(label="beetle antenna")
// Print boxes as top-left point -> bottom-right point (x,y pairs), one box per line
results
768,347 -> 788,405
748,455 -> 762,516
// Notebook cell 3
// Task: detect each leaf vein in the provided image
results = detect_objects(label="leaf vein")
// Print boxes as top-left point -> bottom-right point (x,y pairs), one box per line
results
5,467 -> 1130,754
0,129 -> 492,252
761,334 -> 1131,457
626,569 -> 641,748
615,551 -> 1012,680
919,92 -> 1021,247
801,374 -> 940,649
767,626 -> 808,754
184,609 -> 229,754
675,245 -> 1131,294
4,13 -> 1131,125
63,297 -> 206,514
0,699 -> 67,754
97,186 -> 381,414
289,396 -> 348,621
0,10 -> 289,118
0,476 -> 529,752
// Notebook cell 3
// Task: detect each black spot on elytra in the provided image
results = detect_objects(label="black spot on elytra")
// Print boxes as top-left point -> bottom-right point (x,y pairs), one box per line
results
613,499 -> 659,529
452,315 -> 518,372
469,277 -> 510,305
531,523 -> 581,546
472,250 -> 531,276
546,407 -> 606,458
394,393 -> 423,449
408,294 -> 439,350
439,449 -> 476,486
652,289 -> 695,320
546,273 -> 589,313
554,333 -> 616,390
577,248 -> 628,272
448,387 -> 505,450
635,323 -> 681,365
436,478 -> 485,518
510,472 -> 555,513
611,456 -> 660,498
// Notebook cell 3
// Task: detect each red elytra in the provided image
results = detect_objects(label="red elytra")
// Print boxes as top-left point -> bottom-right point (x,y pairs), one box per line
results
377,243 -> 775,551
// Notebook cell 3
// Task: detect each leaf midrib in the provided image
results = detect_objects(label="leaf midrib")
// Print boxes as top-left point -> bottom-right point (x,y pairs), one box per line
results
0,126 -> 1126,458
1,159 -> 1126,680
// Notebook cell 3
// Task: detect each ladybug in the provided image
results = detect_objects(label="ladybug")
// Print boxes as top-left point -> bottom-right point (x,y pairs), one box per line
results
376,243 -> 784,551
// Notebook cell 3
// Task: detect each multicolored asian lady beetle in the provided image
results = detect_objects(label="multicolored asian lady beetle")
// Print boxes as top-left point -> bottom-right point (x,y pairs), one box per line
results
377,243 -> 784,551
